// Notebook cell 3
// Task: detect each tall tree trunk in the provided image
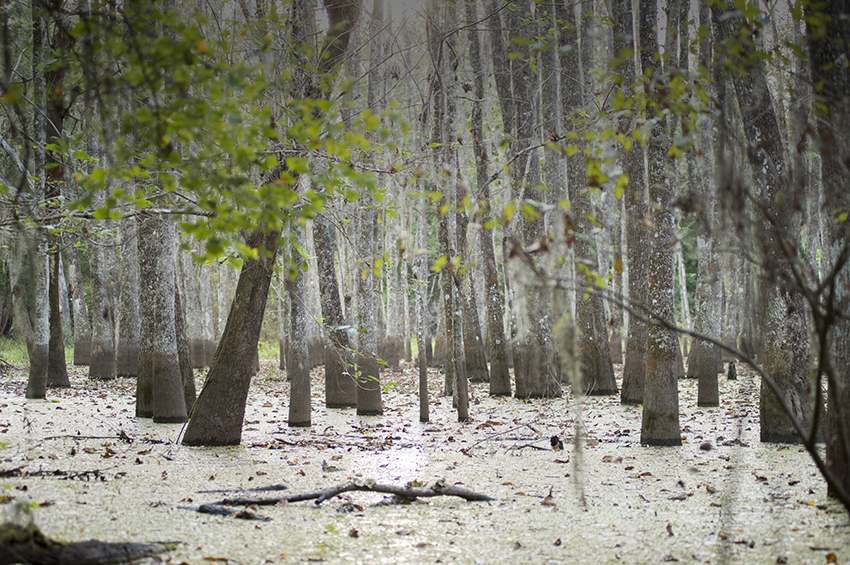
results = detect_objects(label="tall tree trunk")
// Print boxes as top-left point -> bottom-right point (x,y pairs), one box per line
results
182,229 -> 279,445
416,181 -> 431,422
288,224 -> 311,427
136,212 -> 156,418
510,0 -> 559,399
26,231 -> 49,399
607,0 -> 649,405
640,0 -> 681,446
46,237 -> 69,387
712,2 -> 816,443
65,244 -> 91,366
151,217 -> 186,423
355,0 -> 384,417
808,0 -> 850,503
562,0 -> 617,396
174,287 -> 196,415
88,224 -> 117,381
468,0 -> 510,396
116,217 -> 140,379
314,214 -> 356,408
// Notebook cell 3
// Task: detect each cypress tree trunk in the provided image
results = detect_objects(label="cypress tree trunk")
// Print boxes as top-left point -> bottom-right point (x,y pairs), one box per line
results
65,244 -> 92,366
608,0 -> 649,405
288,226 -> 311,427
808,0 -> 850,501
116,217 -> 140,379
467,0 -> 509,395
88,223 -> 117,382
174,288 -> 196,415
640,0 -> 680,446
561,0 -> 617,396
182,229 -> 279,446
47,237 -> 69,387
136,212 -> 156,418
26,232 -> 49,399
151,218 -> 186,423
713,1 -> 817,443
314,215 -> 356,408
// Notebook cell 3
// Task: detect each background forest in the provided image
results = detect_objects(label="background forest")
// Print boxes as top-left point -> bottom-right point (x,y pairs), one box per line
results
1,0 -> 850,526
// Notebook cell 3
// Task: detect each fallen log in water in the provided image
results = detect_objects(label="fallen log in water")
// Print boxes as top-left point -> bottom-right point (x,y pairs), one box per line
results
0,522 -> 175,565
215,478 -> 495,507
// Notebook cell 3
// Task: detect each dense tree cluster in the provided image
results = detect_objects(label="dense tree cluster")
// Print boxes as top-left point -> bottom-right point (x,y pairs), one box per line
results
0,0 -> 848,511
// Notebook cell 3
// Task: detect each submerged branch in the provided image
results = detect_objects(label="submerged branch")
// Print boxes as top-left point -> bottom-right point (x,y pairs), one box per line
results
215,479 -> 494,506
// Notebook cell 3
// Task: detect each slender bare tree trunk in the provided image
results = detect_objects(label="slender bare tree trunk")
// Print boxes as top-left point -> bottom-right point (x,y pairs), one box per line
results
136,212 -> 156,418
288,223 -> 311,427
468,0 -> 510,396
26,231 -> 49,399
314,214 -> 356,408
66,244 -> 92,366
607,0 -> 649,405
562,0 -> 617,396
46,238 -> 69,387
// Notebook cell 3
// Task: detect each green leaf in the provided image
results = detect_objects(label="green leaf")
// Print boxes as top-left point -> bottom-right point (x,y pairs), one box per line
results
614,174 -> 629,200
431,255 -> 448,273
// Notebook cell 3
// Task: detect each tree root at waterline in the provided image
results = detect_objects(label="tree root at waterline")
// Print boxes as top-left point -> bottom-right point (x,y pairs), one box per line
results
0,522 -> 175,565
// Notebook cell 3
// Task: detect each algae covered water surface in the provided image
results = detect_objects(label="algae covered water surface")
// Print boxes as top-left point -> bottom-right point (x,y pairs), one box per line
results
1,362 -> 847,564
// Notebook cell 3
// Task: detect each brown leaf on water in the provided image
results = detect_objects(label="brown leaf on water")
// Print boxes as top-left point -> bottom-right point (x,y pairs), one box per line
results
554,538 -> 562,546
706,484 -> 717,494
513,542 -> 522,550
827,553 -> 837,564
348,528 -> 359,538
666,523 -> 674,536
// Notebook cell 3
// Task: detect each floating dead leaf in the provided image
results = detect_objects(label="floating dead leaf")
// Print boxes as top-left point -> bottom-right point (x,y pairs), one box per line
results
661,555 -> 679,562
553,459 -> 570,464
602,455 -> 623,464
554,538 -> 561,546
502,481 -> 514,486
541,488 -> 556,507
706,484 -> 717,494
513,542 -> 522,550
203,558 -> 228,562
776,557 -> 788,564
349,528 -> 359,538
826,553 -> 837,563
666,523 -> 674,536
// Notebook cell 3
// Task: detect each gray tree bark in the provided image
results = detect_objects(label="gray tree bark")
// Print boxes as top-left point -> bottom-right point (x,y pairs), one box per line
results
468,0 -> 510,396
65,243 -> 92,366
607,0 -> 649,405
26,232 -> 49,399
151,217 -> 187,423
88,224 -> 117,381
182,229 -> 279,445
639,0 -> 681,446
288,224 -> 311,427
712,2 -> 816,443
116,217 -> 140,379
314,214 -> 356,408
808,0 -> 850,501
561,0 -> 617,396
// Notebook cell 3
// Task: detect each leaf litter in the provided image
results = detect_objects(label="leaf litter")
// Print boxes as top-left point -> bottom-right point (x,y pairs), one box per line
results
0,361 -> 848,564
